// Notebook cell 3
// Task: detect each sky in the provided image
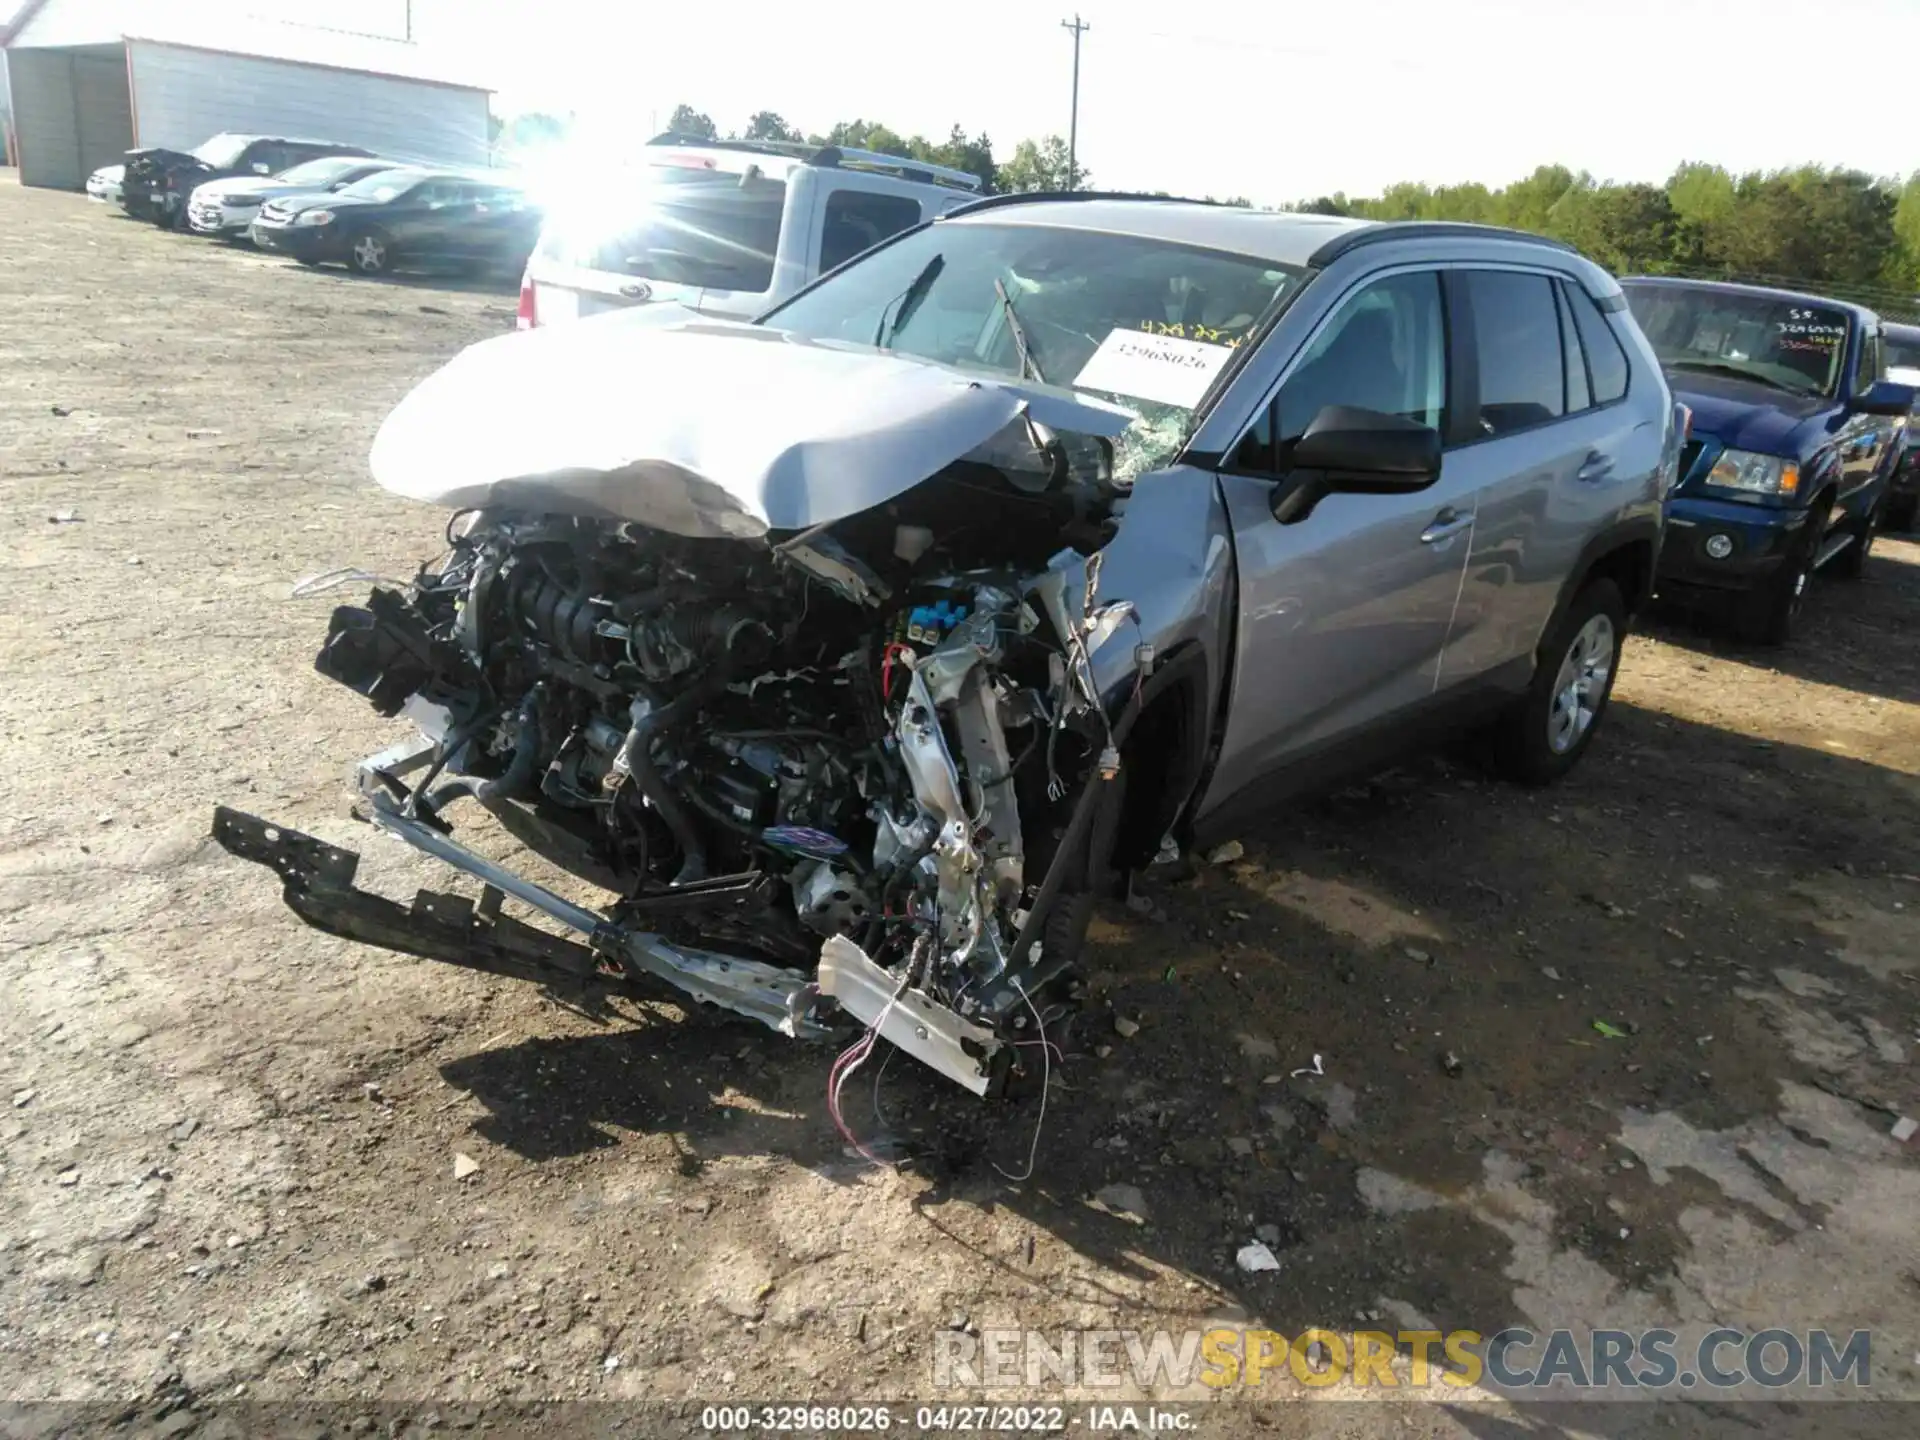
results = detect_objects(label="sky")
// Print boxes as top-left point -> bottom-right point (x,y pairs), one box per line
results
12,0 -> 1919,204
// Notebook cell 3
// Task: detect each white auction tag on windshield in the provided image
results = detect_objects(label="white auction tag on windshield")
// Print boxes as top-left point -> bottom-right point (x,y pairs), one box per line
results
1072,329 -> 1233,408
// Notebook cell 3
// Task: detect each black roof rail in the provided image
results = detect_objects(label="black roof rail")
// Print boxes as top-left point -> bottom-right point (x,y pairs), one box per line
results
646,131 -> 816,160
940,188 -> 1223,219
1308,220 -> 1577,268
643,131 -> 981,191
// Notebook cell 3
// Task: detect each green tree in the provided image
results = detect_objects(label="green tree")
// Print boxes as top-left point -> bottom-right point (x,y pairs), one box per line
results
1552,182 -> 1678,275
996,136 -> 1082,193
666,104 -> 716,140
1890,172 -> 1920,290
740,111 -> 801,144
926,125 -> 998,193
1493,164 -> 1578,233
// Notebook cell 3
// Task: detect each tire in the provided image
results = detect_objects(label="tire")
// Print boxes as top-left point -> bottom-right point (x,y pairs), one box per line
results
1748,495 -> 1832,645
1831,495 -> 1881,580
346,228 -> 394,276
1484,578 -> 1625,786
1885,493 -> 1917,534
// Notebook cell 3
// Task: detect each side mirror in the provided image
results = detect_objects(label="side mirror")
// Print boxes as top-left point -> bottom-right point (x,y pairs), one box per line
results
1851,379 -> 1917,417
1270,405 -> 1443,523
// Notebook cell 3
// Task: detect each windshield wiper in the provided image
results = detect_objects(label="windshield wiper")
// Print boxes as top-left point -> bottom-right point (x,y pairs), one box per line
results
995,278 -> 1044,383
873,255 -> 944,349
1667,359 -> 1817,396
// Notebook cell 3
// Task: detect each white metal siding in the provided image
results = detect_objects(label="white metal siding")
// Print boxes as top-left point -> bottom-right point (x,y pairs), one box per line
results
8,49 -> 81,188
72,50 -> 132,174
6,46 -> 134,189
127,41 -> 489,168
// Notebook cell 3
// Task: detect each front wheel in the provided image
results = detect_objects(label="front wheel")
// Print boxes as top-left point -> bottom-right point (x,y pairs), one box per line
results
1831,496 -> 1880,580
1748,497 -> 1831,645
347,228 -> 393,276
1484,578 -> 1625,786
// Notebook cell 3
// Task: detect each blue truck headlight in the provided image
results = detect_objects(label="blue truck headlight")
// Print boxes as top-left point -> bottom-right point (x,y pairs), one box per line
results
1707,449 -> 1799,497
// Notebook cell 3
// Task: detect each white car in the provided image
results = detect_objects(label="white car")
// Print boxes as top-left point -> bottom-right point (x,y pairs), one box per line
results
86,164 -> 125,204
519,134 -> 982,328
186,155 -> 400,239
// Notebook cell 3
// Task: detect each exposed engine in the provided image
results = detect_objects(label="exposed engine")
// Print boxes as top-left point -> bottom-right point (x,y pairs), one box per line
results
290,455 -> 1137,1092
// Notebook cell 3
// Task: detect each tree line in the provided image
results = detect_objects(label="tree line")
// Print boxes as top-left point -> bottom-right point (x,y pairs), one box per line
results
1292,163 -> 1920,313
506,106 -> 1920,312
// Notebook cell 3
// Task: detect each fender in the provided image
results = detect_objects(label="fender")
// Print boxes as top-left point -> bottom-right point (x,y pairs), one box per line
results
1536,512 -> 1662,657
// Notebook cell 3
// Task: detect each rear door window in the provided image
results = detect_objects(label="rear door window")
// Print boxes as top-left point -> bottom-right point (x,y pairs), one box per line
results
820,190 -> 923,271
1461,271 -> 1565,438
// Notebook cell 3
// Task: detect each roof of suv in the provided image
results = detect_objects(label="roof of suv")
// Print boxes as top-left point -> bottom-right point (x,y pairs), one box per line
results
937,194 -> 1577,270
1620,274 -> 1881,326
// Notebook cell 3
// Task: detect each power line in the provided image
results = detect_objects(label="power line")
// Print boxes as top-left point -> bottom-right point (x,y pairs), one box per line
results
1060,14 -> 1089,190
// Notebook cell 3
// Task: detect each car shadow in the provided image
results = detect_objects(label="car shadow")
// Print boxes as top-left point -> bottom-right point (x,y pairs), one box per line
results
1645,537 -> 1920,707
432,695 -> 1918,1396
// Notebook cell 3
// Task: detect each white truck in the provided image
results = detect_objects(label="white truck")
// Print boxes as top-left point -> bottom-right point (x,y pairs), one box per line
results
517,133 -> 982,329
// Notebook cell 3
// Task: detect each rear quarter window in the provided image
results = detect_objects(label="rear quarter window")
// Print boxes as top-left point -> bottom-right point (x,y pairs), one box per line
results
1566,284 -> 1630,404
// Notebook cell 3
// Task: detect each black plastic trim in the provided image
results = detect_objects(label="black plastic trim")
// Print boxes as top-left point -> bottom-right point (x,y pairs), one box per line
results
1308,221 -> 1576,269
940,189 -> 1223,220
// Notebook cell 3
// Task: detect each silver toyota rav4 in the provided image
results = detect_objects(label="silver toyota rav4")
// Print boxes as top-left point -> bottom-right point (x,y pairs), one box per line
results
218,197 -> 1678,1097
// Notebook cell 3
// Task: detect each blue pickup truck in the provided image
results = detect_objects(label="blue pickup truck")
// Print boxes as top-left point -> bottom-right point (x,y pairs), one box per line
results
1621,277 -> 1914,643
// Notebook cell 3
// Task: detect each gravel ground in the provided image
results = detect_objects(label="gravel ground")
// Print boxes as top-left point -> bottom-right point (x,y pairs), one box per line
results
3,174 -> 1918,1439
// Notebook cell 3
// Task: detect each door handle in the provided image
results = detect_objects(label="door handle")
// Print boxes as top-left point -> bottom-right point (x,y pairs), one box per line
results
1420,507 -> 1473,544
1577,450 -> 1615,483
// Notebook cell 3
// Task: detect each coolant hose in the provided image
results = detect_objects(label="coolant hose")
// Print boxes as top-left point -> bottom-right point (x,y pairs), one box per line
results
614,670 -> 731,886
418,687 -> 545,819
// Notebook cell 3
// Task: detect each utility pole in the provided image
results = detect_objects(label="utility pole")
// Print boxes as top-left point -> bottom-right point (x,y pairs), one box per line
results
1060,14 -> 1089,190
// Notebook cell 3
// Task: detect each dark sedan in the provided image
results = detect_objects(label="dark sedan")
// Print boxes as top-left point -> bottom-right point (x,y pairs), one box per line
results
250,169 -> 541,278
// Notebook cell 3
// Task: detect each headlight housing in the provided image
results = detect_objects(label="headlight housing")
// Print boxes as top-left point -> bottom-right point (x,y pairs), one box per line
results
294,209 -> 335,227
1706,448 -> 1799,499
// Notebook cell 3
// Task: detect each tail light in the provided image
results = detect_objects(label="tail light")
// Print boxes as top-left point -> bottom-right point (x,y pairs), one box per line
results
516,266 -> 537,330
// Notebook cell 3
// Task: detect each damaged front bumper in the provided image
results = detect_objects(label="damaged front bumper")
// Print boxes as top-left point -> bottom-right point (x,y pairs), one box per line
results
212,731 -> 1006,1091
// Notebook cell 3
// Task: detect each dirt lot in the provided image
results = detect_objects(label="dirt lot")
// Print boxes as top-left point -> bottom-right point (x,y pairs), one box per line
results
3,174 -> 1918,1437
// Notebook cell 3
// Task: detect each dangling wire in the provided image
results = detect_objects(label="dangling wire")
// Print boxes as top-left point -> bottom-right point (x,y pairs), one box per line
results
993,979 -> 1053,1183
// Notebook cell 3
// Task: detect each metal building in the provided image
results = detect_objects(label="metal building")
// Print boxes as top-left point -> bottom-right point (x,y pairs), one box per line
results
2,2 -> 492,190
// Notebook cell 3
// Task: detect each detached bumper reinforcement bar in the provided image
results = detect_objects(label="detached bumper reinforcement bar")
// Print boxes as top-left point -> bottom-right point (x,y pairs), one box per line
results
213,761 -> 827,1040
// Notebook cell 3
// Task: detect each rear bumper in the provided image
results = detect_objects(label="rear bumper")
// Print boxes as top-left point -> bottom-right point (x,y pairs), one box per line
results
1657,494 -> 1807,594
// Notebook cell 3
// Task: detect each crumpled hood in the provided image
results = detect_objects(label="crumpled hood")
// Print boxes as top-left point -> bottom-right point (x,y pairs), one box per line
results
369,311 -> 1140,539
1667,371 -> 1838,458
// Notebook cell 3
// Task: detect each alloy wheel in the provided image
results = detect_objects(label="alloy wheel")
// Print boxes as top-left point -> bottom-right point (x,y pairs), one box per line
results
1547,613 -> 1615,756
352,236 -> 387,273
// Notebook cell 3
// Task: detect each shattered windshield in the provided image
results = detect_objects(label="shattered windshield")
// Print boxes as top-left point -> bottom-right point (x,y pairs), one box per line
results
763,220 -> 1302,478
1623,284 -> 1850,397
